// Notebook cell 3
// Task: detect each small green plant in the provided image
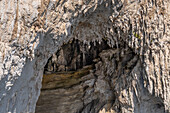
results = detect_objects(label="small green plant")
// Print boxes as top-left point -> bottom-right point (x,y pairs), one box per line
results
133,32 -> 141,39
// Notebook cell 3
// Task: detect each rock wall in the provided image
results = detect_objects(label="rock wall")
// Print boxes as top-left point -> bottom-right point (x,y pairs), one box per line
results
0,0 -> 169,113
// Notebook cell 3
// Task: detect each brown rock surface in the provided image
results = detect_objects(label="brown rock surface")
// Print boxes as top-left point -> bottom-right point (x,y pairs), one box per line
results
0,0 -> 169,113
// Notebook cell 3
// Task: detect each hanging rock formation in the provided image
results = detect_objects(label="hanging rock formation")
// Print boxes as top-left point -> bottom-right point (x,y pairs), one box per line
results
0,0 -> 169,113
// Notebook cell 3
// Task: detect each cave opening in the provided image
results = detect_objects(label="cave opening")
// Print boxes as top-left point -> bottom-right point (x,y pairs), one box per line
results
35,0 -> 166,112
35,1 -> 118,112
35,39 -> 115,113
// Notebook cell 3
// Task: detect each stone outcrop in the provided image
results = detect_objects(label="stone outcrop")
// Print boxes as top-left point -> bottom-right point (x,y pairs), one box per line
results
0,0 -> 169,113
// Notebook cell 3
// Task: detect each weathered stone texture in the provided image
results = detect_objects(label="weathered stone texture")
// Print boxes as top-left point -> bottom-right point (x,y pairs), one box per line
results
0,0 -> 169,113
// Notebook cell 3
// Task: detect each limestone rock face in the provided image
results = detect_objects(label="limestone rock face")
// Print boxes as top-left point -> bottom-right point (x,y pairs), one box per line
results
0,0 -> 169,113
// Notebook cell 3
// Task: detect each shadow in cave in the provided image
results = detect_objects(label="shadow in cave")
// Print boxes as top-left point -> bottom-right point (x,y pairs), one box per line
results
43,39 -> 111,73
35,39 -> 113,113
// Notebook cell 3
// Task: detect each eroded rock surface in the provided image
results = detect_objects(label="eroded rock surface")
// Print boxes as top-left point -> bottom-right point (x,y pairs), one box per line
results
0,0 -> 169,113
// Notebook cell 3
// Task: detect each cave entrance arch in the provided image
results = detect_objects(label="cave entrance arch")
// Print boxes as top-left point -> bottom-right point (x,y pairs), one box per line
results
35,1 -> 119,112
34,0 -> 166,113
35,1 -> 138,112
